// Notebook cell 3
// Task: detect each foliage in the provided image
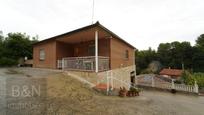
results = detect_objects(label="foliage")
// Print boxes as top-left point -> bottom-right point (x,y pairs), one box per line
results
0,32 -> 38,67
157,41 -> 193,69
135,48 -> 158,74
0,57 -> 18,66
192,73 -> 204,88
181,71 -> 195,85
136,34 -> 204,74
193,38 -> 204,72
181,71 -> 204,88
196,34 -> 204,47
129,87 -> 141,93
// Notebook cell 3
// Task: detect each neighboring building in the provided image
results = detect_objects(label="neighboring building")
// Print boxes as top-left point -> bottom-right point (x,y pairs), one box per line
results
33,22 -> 136,73
159,68 -> 183,79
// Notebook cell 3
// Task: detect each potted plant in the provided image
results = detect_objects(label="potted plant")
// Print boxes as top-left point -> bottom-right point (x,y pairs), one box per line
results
119,87 -> 127,97
128,87 -> 141,97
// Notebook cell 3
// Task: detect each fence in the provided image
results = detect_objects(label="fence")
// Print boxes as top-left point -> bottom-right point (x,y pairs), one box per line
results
58,56 -> 109,71
136,76 -> 199,93
97,65 -> 136,95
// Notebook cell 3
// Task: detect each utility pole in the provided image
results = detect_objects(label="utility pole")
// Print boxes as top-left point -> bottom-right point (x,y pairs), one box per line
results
182,62 -> 185,71
0,31 -> 3,36
91,0 -> 95,24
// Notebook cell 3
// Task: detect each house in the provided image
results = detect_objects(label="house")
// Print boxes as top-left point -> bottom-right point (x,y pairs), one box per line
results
33,22 -> 136,73
159,68 -> 183,79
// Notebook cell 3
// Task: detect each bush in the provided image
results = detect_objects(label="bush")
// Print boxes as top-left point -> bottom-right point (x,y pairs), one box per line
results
192,73 -> 204,88
182,71 -> 204,88
181,71 -> 195,85
0,57 -> 18,67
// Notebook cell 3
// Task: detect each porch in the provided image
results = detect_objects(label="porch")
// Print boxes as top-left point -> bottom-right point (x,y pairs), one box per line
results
57,56 -> 109,72
55,24 -> 112,72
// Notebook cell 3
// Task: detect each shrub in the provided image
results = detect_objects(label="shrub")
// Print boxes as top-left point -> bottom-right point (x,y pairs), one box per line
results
181,71 -> 195,85
182,71 -> 204,88
0,57 -> 18,67
192,73 -> 204,88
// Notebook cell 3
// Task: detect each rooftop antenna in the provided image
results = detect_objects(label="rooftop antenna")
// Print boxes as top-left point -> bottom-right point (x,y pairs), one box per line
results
91,0 -> 95,24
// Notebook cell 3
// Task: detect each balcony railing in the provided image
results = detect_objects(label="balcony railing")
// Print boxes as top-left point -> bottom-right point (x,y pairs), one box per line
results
58,56 -> 109,72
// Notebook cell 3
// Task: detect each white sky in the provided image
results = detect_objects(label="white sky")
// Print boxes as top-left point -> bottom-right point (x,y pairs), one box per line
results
0,0 -> 204,50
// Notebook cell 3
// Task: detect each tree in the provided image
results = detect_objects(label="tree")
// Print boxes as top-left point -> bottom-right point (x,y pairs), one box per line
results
3,33 -> 38,59
0,32 -> 38,66
196,34 -> 204,47
0,34 -> 3,58
157,43 -> 171,67
157,41 -> 193,70
136,47 -> 158,74
192,34 -> 204,72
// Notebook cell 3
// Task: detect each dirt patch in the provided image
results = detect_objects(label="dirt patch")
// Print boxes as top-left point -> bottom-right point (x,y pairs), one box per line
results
1,68 -> 204,115
4,68 -> 23,74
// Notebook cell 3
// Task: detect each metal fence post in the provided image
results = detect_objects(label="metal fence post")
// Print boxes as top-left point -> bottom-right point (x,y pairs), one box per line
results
151,76 -> 155,87
62,58 -> 65,71
110,71 -> 113,90
194,81 -> 199,93
106,71 -> 109,95
171,79 -> 175,89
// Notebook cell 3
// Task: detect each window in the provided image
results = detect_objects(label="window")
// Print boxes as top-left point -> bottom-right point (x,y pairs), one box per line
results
88,44 -> 95,56
125,50 -> 129,59
39,49 -> 45,60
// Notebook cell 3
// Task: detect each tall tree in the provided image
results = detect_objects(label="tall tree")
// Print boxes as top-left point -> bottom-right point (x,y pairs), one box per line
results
0,32 -> 38,66
0,34 -> 3,58
3,33 -> 38,59
157,41 -> 193,69
157,43 -> 171,67
196,34 -> 204,47
193,34 -> 204,72
136,47 -> 158,74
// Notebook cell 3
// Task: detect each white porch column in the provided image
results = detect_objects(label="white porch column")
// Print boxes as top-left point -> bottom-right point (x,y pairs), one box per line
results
95,30 -> 98,73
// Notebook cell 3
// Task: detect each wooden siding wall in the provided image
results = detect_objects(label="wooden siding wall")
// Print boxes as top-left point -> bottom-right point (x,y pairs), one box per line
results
110,38 -> 134,69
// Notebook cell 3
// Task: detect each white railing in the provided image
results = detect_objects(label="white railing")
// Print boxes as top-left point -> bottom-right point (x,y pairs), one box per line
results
57,60 -> 62,69
136,76 -> 199,93
97,66 -> 136,95
59,56 -> 109,72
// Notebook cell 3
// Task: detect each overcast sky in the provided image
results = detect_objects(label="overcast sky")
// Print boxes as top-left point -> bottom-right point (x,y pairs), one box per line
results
0,0 -> 204,50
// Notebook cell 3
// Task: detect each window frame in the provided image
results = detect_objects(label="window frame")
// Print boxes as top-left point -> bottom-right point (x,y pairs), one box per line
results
39,49 -> 45,61
125,50 -> 129,60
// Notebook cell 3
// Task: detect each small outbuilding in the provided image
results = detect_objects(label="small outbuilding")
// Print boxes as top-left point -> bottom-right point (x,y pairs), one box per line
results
159,68 -> 183,79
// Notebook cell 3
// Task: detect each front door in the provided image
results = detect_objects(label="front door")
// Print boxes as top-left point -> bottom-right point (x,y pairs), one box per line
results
74,47 -> 79,57
130,71 -> 135,86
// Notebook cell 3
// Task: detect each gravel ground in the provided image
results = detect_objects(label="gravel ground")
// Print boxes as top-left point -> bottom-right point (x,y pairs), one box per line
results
0,67 -> 204,115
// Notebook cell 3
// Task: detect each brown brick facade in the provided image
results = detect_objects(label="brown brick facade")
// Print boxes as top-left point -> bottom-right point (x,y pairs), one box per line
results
110,38 -> 135,69
33,22 -> 135,70
33,40 -> 57,69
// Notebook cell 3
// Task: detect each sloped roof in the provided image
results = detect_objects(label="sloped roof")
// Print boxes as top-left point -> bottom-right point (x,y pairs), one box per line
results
33,21 -> 135,49
159,68 -> 183,77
